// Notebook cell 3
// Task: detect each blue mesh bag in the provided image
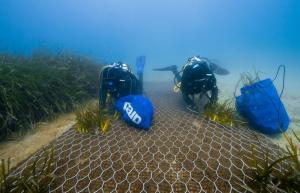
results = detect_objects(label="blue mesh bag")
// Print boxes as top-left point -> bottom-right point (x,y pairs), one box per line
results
115,95 -> 153,130
236,78 -> 290,134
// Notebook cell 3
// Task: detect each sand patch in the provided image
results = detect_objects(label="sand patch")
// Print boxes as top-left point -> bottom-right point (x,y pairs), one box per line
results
0,113 -> 76,168
270,95 -> 300,148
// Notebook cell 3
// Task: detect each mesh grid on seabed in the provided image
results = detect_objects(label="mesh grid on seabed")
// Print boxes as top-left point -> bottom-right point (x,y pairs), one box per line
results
10,82 -> 287,193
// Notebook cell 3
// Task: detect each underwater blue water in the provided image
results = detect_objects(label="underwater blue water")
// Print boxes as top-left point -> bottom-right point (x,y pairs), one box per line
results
0,0 -> 299,93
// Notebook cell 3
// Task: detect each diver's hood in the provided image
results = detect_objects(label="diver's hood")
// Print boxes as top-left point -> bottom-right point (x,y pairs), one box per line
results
109,62 -> 131,73
187,56 -> 204,63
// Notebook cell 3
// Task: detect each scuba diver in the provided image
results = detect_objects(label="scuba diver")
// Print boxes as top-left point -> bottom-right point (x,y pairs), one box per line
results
153,56 -> 229,113
99,57 -> 145,111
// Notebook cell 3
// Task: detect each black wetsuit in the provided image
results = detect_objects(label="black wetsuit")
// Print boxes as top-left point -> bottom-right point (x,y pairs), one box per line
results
161,60 -> 218,109
180,61 -> 218,108
153,56 -> 225,111
99,66 -> 142,109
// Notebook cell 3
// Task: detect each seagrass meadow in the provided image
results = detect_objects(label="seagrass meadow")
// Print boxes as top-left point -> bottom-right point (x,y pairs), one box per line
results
0,52 -> 101,141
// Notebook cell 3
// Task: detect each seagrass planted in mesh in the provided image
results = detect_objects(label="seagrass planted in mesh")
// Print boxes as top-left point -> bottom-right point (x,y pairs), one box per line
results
9,83 -> 286,193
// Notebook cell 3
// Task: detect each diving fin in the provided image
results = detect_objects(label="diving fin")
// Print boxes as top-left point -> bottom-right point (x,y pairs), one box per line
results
153,65 -> 181,81
210,63 -> 229,75
136,56 -> 146,92
136,56 -> 146,75
153,65 -> 178,72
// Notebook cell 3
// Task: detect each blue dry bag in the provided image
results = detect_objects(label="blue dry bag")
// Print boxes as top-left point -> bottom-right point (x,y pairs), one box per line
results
236,78 -> 290,134
115,95 -> 153,130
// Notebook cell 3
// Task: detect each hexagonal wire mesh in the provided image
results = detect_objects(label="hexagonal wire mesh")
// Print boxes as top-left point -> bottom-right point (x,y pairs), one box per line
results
10,83 -> 286,192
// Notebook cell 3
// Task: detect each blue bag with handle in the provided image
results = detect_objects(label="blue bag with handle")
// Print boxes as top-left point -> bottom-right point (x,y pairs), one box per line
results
115,95 -> 153,130
236,78 -> 290,134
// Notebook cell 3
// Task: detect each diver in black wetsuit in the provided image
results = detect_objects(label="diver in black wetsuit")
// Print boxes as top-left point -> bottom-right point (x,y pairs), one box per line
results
99,62 -> 143,111
153,56 -> 229,113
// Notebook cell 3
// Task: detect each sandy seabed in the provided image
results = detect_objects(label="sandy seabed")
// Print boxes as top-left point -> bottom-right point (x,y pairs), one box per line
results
271,94 -> 300,147
0,113 -> 76,169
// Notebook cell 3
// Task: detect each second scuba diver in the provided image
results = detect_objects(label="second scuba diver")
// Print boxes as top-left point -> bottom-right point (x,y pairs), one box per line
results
153,56 -> 229,113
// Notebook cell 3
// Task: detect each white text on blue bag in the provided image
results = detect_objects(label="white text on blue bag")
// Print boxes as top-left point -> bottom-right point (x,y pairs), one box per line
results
123,102 -> 142,124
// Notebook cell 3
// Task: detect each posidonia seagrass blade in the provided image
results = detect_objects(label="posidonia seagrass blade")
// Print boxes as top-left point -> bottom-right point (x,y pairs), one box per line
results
0,51 -> 101,141
0,147 -> 56,192
203,99 -> 247,127
246,132 -> 300,192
